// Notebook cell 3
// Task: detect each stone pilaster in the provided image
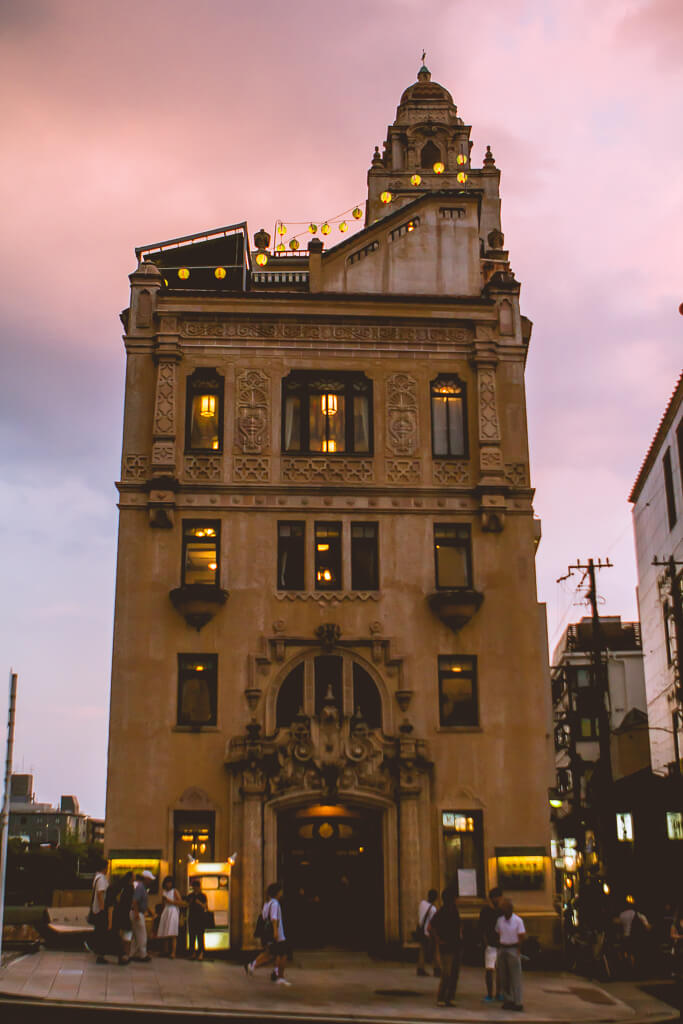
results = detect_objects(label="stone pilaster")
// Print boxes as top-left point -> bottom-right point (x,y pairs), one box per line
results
398,767 -> 422,943
241,769 -> 266,942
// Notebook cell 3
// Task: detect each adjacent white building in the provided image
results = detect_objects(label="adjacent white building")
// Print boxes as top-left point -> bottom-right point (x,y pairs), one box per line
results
630,373 -> 683,774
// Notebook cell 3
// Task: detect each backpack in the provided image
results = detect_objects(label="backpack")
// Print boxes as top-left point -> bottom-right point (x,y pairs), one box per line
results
254,903 -> 275,944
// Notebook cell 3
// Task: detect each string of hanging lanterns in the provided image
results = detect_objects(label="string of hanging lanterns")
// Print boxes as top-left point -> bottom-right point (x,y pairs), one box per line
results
272,204 -> 364,253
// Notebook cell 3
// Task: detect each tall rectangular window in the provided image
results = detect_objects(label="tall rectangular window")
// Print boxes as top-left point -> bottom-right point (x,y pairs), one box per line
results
663,447 -> 677,530
434,524 -> 471,588
351,523 -> 379,590
278,522 -> 305,590
282,372 -> 373,454
438,655 -> 478,727
315,522 -> 342,590
431,375 -> 467,457
185,368 -> 223,452
177,654 -> 218,727
182,522 -> 219,585
442,810 -> 484,896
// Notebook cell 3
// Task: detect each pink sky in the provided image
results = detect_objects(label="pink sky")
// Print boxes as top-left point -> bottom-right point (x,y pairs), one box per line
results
0,0 -> 681,818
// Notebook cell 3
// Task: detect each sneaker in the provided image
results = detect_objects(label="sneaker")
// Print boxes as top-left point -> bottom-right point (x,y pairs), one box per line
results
244,961 -> 255,977
483,996 -> 494,1002
270,970 -> 279,982
275,977 -> 291,986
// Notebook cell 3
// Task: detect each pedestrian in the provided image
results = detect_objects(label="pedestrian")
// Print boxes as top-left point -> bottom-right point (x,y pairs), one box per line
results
429,887 -> 461,1008
244,881 -> 291,986
87,855 -> 110,964
478,887 -> 504,1002
495,898 -> 526,1011
186,878 -> 209,961
157,875 -> 184,958
112,872 -> 135,965
130,870 -> 155,962
618,898 -> 651,972
416,888 -> 440,977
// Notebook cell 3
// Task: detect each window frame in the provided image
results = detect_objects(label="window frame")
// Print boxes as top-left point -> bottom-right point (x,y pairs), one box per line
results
177,653 -> 218,728
181,520 -> 220,587
184,367 -> 224,454
430,374 -> 468,458
281,370 -> 373,455
315,521 -> 342,591
441,808 -> 485,897
433,523 -> 472,589
351,522 -> 379,590
438,654 -> 478,728
663,447 -> 677,530
277,521 -> 306,591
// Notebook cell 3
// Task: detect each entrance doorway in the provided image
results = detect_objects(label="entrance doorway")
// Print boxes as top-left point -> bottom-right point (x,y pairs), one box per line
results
278,804 -> 383,950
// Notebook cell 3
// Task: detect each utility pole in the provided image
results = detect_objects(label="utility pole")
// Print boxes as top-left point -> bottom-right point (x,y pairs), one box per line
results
0,671 -> 18,965
653,555 -> 683,773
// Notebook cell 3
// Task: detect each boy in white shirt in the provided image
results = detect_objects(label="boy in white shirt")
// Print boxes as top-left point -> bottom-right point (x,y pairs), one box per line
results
495,899 -> 526,1011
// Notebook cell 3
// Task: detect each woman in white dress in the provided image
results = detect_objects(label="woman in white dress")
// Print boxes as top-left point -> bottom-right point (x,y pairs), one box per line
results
157,875 -> 184,958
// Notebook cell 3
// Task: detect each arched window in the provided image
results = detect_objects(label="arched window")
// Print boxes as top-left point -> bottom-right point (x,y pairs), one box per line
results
276,662 -> 304,727
315,655 -> 343,714
421,140 -> 442,169
352,664 -> 381,729
431,374 -> 467,457
185,367 -> 224,453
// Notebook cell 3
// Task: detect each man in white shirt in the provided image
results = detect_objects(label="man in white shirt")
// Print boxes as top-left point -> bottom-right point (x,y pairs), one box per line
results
88,857 -> 110,964
416,888 -> 440,977
495,899 -> 526,1011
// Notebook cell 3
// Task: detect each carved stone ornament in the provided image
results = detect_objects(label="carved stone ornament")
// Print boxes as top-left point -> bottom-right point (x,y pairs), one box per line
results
505,462 -> 528,487
432,462 -> 470,485
153,361 -> 177,437
477,367 -> 501,443
122,454 -> 149,481
233,456 -> 270,482
152,441 -> 175,468
236,369 -> 270,454
386,459 -> 421,483
184,455 -> 223,482
314,623 -> 341,649
169,584 -> 229,631
385,373 -> 418,456
480,447 -> 503,470
180,318 -> 472,345
427,589 -> 484,632
282,458 -> 374,484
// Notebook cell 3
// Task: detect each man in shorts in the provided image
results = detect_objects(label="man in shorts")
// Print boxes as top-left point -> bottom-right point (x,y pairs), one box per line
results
478,887 -> 503,1001
245,882 -> 291,985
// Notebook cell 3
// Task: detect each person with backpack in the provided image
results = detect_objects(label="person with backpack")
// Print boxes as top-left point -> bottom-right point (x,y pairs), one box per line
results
244,882 -> 291,986
618,898 -> 651,972
416,888 -> 440,977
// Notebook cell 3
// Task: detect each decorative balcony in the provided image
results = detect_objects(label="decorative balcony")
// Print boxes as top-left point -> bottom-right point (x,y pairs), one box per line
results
169,584 -> 229,631
427,589 -> 484,633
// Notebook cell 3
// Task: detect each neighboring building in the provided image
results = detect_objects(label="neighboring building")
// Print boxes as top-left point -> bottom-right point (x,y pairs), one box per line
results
552,616 -> 649,800
86,818 -> 105,845
630,373 -> 683,774
9,774 -> 89,847
106,63 -> 555,948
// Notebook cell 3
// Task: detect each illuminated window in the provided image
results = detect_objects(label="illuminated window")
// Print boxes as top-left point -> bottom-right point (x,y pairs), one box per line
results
185,368 -> 223,452
177,654 -> 217,727
431,375 -> 467,457
434,524 -> 471,588
278,522 -> 305,590
351,523 -> 378,590
173,811 -> 214,877
442,809 -> 484,896
315,522 -> 341,590
438,655 -> 478,727
182,521 -> 219,586
282,372 -> 372,454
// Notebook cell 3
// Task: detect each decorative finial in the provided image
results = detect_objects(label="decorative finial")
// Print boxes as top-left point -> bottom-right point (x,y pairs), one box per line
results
421,49 -> 426,64
483,145 -> 496,168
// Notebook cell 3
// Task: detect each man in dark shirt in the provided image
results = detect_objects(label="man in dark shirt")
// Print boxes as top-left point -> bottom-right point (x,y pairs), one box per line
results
429,887 -> 461,1007
478,887 -> 503,1001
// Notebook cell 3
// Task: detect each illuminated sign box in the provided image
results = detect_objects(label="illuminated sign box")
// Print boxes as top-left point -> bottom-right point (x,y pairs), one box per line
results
666,812 -> 683,840
616,813 -> 633,842
109,849 -> 164,893
495,846 -> 545,890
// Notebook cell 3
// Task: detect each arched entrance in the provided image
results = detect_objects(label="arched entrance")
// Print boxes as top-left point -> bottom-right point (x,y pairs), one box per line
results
278,802 -> 384,950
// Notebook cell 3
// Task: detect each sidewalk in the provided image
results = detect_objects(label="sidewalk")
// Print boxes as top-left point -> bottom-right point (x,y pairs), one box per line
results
0,949 -> 677,1023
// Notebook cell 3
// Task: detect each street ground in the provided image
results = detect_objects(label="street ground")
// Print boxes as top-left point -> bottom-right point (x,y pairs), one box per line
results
0,949 -> 679,1023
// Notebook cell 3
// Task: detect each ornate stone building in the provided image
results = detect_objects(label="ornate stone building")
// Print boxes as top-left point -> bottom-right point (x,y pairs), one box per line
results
106,64 -> 555,948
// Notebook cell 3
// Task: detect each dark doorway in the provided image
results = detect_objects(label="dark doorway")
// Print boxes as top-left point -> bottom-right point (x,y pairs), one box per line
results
278,804 -> 383,950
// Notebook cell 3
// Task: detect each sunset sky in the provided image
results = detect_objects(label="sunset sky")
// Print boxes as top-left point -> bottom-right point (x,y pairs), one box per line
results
0,0 -> 681,818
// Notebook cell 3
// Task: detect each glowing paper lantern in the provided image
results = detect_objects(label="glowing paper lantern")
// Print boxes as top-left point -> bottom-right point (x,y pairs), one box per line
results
276,242 -> 285,252
433,162 -> 445,174
321,223 -> 331,235
339,221 -> 348,232
456,154 -> 467,165
178,267 -> 190,280
410,174 -> 422,186
352,206 -> 362,219
309,223 -> 318,234
214,267 -> 227,279
290,238 -> 300,251
277,224 -> 287,235
380,191 -> 392,204
457,172 -> 468,184
255,252 -> 268,266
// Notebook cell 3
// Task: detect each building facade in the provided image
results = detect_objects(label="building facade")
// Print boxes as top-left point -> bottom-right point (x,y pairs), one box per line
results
106,65 -> 555,948
9,774 -> 90,847
630,373 -> 683,774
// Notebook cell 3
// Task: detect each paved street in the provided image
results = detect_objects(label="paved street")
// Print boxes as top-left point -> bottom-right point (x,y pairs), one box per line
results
0,950 -> 678,1023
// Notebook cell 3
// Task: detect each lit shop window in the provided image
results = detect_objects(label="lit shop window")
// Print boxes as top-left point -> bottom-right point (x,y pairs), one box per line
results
438,655 -> 478,727
185,368 -> 223,452
182,522 -> 219,585
431,375 -> 467,457
177,654 -> 217,727
442,809 -> 484,896
282,372 -> 372,454
278,522 -> 305,591
315,523 -> 342,590
434,524 -> 472,588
